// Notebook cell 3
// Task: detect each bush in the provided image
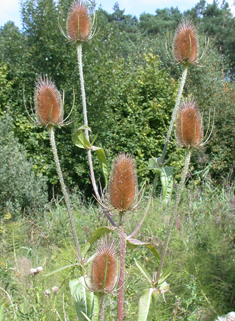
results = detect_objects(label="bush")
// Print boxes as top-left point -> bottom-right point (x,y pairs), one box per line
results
0,114 -> 48,217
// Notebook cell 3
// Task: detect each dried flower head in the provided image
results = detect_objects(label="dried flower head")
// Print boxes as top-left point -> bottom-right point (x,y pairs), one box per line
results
108,153 -> 138,211
44,289 -> 51,296
175,99 -> 203,148
66,1 -> 92,42
90,240 -> 117,293
34,77 -> 63,126
52,286 -> 59,294
173,20 -> 199,64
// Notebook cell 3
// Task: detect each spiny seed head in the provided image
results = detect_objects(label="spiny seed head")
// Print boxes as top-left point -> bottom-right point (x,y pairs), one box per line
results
66,1 -> 91,42
34,76 -> 63,126
173,20 -> 199,64
175,99 -> 203,148
108,153 -> 138,211
90,240 -> 117,293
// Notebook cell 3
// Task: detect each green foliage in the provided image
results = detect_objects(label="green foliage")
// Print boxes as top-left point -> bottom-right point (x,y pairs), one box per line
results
70,277 -> 99,321
138,288 -> 159,321
1,181 -> 234,320
0,115 -> 48,217
0,0 -> 234,195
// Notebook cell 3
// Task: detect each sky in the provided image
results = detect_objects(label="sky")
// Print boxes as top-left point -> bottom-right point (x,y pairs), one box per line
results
1,0 -> 235,30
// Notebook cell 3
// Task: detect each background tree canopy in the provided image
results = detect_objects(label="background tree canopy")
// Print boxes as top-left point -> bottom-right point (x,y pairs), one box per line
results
0,0 -> 234,200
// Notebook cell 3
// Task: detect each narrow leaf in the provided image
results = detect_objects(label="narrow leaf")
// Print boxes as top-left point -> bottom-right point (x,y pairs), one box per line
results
126,238 -> 160,262
134,259 -> 152,284
73,129 -> 91,149
44,263 -> 81,276
95,148 -> 109,187
160,166 -> 173,206
82,226 -> 116,256
80,311 -> 92,321
148,158 -> 174,206
145,244 -> 160,262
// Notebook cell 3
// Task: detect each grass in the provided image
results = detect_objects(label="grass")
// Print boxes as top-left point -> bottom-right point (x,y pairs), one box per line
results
0,179 -> 234,320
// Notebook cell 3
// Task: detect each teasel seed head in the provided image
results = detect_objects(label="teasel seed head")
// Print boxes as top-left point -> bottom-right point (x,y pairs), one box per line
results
175,99 -> 203,149
108,153 -> 138,212
173,20 -> 199,65
34,76 -> 63,126
90,239 -> 117,293
66,1 -> 91,42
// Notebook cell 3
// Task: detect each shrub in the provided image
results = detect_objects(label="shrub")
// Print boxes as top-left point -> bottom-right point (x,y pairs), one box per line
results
0,114 -> 48,217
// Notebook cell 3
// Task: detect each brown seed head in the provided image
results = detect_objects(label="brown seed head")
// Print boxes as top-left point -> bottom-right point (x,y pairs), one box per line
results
34,77 -> 63,126
175,99 -> 203,148
173,21 -> 199,64
66,2 -> 91,42
108,153 -> 138,211
90,240 -> 117,293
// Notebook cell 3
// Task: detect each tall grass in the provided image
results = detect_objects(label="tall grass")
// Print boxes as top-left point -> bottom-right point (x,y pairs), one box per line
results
0,180 -> 234,320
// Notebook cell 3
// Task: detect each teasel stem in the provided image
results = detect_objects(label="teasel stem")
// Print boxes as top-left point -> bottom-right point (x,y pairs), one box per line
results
160,66 -> 188,166
128,175 -> 158,239
117,213 -> 126,321
48,125 -> 81,262
76,43 -> 116,226
155,148 -> 192,284
99,293 -> 106,321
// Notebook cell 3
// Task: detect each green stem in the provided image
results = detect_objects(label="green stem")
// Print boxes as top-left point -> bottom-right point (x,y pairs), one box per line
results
128,175 -> 158,239
77,43 -> 89,139
160,66 -> 188,166
155,148 -> 192,284
76,43 -> 116,227
48,125 -> 81,262
117,220 -> 126,321
99,293 -> 106,321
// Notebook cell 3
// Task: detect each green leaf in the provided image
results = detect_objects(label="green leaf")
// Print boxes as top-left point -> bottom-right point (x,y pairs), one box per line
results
80,312 -> 92,321
147,157 -> 161,170
145,244 -> 160,262
148,157 -> 173,206
159,281 -> 170,294
82,226 -> 116,256
73,126 -> 92,150
95,148 -> 109,187
155,265 -> 172,286
126,238 -> 160,262
138,288 -> 160,321
44,263 -> 81,276
91,132 -> 99,146
160,166 -> 173,207
92,294 -> 99,321
134,259 -> 152,284
70,277 -> 99,321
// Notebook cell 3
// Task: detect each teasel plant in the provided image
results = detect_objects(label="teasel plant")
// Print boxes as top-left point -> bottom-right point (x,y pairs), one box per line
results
160,20 -> 208,166
61,3 -> 165,318
107,153 -> 139,321
32,76 -> 82,262
155,98 -> 205,283
60,1 -> 116,228
135,98 -> 214,320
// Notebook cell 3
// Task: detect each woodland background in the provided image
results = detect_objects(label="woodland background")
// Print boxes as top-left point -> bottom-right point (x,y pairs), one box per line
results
0,0 -> 234,211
